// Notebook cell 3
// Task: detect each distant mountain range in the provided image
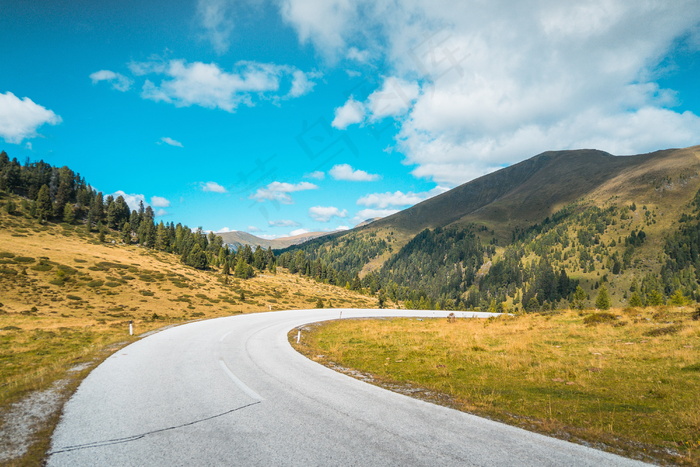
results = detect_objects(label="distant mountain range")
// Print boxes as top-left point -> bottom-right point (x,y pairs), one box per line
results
216,229 -> 338,250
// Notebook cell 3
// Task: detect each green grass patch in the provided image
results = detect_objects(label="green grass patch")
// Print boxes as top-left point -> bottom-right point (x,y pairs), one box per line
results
13,256 -> 35,263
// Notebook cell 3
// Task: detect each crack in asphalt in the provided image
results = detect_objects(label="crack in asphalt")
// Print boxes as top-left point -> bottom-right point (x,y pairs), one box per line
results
47,401 -> 261,456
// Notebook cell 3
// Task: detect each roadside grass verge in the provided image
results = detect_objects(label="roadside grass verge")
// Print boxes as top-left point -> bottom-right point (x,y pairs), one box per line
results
291,308 -> 700,465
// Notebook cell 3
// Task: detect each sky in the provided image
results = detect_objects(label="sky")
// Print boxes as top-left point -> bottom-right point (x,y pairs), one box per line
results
2,0 -> 700,238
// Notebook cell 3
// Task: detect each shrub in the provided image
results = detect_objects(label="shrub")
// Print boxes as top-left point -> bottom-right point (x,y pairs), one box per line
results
13,256 -> 35,263
643,325 -> 683,337
583,312 -> 618,325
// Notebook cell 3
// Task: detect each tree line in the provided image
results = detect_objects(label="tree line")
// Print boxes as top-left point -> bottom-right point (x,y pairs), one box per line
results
0,151 -> 276,276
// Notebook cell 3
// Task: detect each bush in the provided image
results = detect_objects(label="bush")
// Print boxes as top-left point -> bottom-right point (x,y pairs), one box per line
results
643,325 -> 683,337
13,256 -> 35,263
583,312 -> 618,325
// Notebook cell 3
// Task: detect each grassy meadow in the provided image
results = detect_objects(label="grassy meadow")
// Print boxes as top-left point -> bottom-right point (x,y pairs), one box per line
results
292,308 -> 700,465
0,206 -> 375,465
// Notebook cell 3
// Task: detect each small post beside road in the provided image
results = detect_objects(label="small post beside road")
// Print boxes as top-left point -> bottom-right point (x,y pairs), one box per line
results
129,320 -> 133,336
296,330 -> 301,344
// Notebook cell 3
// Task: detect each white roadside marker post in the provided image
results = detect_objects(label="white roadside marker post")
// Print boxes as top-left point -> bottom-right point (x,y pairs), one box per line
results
129,320 -> 133,336
296,330 -> 301,344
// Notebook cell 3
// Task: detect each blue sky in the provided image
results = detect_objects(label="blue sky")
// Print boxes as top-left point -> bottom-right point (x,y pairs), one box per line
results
2,1 -> 700,238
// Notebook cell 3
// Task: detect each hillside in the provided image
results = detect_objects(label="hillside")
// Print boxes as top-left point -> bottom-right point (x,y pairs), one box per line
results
0,191 -> 375,464
282,145 -> 700,310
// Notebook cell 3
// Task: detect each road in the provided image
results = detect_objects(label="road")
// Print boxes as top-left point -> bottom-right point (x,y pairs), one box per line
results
48,309 -> 646,466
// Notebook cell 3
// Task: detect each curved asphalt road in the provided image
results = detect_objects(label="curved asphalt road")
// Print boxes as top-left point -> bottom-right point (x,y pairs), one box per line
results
48,309 -> 646,466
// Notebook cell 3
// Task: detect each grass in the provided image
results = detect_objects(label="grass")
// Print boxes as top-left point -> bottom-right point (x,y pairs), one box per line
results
0,201 -> 377,465
292,308 -> 700,465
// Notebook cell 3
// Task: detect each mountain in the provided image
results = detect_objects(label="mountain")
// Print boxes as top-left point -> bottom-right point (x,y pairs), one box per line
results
217,229 -> 337,250
281,145 -> 700,311
367,147 -> 693,238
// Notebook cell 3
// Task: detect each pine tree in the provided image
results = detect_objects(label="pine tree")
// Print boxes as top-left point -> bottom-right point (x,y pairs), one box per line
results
121,222 -> 132,244
62,203 -> 75,224
185,243 -> 208,270
35,184 -> 52,222
572,286 -> 587,310
595,286 -> 611,310
628,292 -> 643,307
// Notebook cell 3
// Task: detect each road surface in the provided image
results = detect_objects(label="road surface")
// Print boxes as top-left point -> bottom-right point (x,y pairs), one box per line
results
48,309 -> 646,466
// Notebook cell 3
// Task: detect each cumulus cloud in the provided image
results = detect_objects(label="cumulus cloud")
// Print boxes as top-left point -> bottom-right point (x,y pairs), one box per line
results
0,92 -> 62,144
280,0 -> 700,185
289,228 -> 310,236
269,219 -> 301,227
89,70 -> 133,92
366,77 -> 420,121
111,191 -> 146,212
251,181 -> 318,204
201,181 -> 228,193
346,47 -> 370,63
309,206 -> 348,222
305,170 -> 325,180
329,163 -> 380,181
135,58 -> 318,112
357,186 -> 449,208
288,69 -> 319,97
150,196 -> 171,208
331,97 -> 364,129
197,0 -> 235,54
159,137 -> 184,148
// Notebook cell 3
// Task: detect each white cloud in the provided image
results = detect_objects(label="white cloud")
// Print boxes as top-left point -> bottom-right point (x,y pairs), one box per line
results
150,196 -> 171,208
251,181 -> 318,204
197,0 -> 235,54
247,225 -> 261,232
309,206 -> 348,222
331,97 -> 364,129
89,70 -> 133,92
154,209 -> 168,217
201,181 -> 228,193
135,58 -> 318,112
335,225 -> 351,231
289,228 -> 310,236
366,77 -> 420,121
111,191 -> 146,212
346,47 -> 370,63
159,137 -> 183,148
280,0 -> 356,60
280,1 -> 700,186
357,186 -> 449,208
288,69 -> 318,97
0,92 -> 62,144
216,227 -> 233,233
305,170 -> 325,180
329,163 -> 380,181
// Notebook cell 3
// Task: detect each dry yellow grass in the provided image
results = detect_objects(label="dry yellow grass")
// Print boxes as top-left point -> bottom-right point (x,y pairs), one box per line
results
0,209 -> 376,464
293,308 -> 700,465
